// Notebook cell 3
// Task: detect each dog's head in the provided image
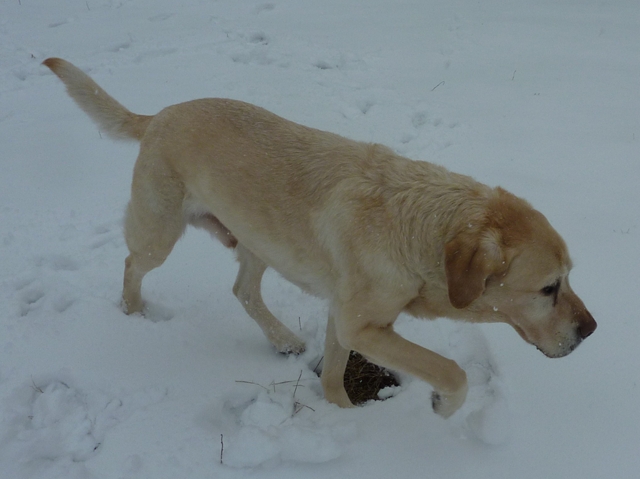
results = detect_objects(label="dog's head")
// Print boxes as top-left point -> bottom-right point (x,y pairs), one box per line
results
444,188 -> 596,358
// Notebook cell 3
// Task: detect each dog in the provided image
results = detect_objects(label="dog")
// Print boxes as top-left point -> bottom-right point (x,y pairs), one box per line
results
43,58 -> 596,418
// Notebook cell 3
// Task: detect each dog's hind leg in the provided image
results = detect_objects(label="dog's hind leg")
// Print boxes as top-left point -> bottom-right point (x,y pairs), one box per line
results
232,243 -> 306,354
122,159 -> 186,315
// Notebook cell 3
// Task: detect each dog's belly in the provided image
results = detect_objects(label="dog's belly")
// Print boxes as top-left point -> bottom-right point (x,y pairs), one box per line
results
184,193 -> 336,299
243,238 -> 335,298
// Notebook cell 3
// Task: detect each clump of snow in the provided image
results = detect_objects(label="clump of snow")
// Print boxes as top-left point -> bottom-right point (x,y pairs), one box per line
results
219,382 -> 350,468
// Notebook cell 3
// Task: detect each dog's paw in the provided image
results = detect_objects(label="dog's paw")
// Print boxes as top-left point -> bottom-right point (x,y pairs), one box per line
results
120,297 -> 144,316
272,331 -> 306,356
431,391 -> 446,416
277,342 -> 306,356
120,298 -> 173,322
431,384 -> 467,419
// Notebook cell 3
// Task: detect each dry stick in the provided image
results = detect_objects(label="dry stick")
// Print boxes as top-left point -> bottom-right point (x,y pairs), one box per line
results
293,370 -> 303,399
431,81 -> 445,91
237,372 -> 313,418
272,380 -> 297,386
220,434 -> 224,464
236,378 -> 305,395
292,370 -> 317,415
312,356 -> 324,375
271,379 -> 303,393
294,402 -> 316,415
235,380 -> 270,392
31,376 -> 43,394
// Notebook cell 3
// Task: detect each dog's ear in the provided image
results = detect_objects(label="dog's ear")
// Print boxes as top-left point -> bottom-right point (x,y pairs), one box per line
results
445,228 -> 504,309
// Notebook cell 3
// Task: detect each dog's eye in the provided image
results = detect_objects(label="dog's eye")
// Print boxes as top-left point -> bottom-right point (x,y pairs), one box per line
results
540,282 -> 559,296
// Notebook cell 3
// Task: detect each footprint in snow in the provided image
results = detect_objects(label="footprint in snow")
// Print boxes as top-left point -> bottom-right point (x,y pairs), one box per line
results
411,110 -> 459,130
90,222 -> 123,250
248,32 -> 269,45
107,41 -> 132,53
444,323 -> 511,445
35,253 -> 79,272
12,258 -> 79,317
148,13 -> 174,22
17,286 -> 46,317
13,276 -> 45,317
16,283 -> 77,317
134,48 -> 179,65
230,46 -> 276,67
412,111 -> 429,128
140,300 -> 175,322
0,375 -> 166,477
255,3 -> 275,14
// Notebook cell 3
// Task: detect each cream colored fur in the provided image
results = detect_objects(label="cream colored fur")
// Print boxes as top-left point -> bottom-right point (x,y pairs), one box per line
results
44,58 -> 596,417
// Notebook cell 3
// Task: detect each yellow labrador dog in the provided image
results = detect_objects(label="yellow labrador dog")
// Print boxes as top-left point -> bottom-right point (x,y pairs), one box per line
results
44,58 -> 596,418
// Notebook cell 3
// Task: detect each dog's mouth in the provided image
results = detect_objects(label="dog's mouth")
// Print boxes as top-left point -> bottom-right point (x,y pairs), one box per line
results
536,338 -> 581,359
512,324 -> 582,358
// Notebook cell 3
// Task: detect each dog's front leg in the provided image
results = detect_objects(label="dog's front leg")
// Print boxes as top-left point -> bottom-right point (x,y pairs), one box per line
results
321,314 -> 354,408
334,302 -> 468,418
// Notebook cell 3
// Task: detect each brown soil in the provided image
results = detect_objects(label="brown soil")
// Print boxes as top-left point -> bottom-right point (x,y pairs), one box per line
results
343,351 -> 400,405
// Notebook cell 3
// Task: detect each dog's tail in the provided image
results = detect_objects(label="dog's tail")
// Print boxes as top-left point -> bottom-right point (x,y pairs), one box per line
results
43,58 -> 152,141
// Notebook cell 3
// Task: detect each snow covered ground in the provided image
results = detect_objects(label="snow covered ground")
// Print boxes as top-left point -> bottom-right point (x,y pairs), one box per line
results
1,0 -> 639,478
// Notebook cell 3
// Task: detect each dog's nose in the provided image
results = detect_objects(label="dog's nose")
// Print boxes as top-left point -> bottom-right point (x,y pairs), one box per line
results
578,312 -> 597,339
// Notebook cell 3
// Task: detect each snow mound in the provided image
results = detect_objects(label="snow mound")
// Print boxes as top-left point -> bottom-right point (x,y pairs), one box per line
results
220,382 -> 353,468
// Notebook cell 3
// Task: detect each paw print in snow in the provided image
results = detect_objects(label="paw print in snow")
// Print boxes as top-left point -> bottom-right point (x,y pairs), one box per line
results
13,255 -> 79,318
0,376 -> 167,477
90,222 -> 123,250
444,323 -> 511,445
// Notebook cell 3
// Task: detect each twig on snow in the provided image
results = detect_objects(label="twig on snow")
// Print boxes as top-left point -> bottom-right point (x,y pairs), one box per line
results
235,380 -> 269,392
31,376 -> 43,394
292,370 -> 303,399
312,355 -> 324,374
431,81 -> 445,91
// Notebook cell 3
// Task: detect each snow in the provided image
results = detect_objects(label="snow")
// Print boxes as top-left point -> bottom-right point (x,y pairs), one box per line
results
1,0 -> 638,478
